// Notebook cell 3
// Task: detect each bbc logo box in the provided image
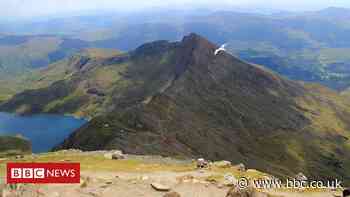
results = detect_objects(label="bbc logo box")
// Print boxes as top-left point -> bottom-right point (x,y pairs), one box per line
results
7,163 -> 80,184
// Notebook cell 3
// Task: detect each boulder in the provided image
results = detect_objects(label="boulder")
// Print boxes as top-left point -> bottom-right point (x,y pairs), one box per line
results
15,155 -> 24,159
111,151 -> 125,160
104,150 -> 125,160
197,158 -> 209,169
295,172 -> 308,182
237,163 -> 246,172
223,173 -> 238,186
213,161 -> 232,168
226,186 -> 254,197
163,192 -> 181,197
151,182 -> 171,192
226,185 -> 268,197
104,153 -> 113,159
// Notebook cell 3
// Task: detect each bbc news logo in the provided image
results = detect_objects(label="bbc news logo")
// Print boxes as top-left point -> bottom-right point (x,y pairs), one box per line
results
7,163 -> 80,184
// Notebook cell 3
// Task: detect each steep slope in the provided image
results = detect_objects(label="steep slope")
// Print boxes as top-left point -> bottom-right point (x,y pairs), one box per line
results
0,48 -> 122,117
0,35 -> 92,100
3,34 -> 350,183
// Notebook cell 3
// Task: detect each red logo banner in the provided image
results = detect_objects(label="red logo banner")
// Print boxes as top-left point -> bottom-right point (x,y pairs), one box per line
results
7,163 -> 80,184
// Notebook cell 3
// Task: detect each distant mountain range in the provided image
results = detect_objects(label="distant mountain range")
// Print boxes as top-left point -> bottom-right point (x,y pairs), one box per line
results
1,7 -> 350,94
2,34 -> 350,183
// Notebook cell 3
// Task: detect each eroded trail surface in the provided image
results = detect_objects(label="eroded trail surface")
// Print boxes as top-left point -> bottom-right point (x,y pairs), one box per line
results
0,150 -> 339,197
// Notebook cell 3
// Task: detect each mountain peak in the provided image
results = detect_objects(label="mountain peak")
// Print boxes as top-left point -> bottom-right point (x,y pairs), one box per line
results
181,33 -> 217,51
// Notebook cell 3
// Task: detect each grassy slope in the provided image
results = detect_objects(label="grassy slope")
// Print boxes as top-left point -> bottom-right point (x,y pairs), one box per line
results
0,135 -> 32,157
0,48 -> 123,117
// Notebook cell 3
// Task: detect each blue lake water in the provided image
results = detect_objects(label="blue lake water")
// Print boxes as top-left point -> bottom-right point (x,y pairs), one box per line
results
0,112 -> 86,153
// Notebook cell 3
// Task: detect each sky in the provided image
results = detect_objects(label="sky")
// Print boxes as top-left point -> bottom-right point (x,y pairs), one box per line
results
1,0 -> 350,19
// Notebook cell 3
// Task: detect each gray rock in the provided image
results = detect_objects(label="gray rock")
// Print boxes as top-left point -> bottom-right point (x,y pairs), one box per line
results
197,158 -> 209,169
111,150 -> 125,160
103,150 -> 126,160
295,172 -> 308,182
237,163 -> 246,172
226,185 -> 268,197
151,182 -> 171,191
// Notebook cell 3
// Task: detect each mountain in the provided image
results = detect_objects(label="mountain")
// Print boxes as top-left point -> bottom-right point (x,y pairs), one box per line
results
0,35 -> 93,101
310,7 -> 350,19
3,34 -> 349,182
82,9 -> 350,90
3,8 -> 350,92
0,47 -> 122,116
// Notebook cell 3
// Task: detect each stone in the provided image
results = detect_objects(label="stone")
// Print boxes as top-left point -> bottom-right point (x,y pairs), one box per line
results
15,155 -> 24,159
111,150 -> 125,160
226,186 -> 254,197
197,158 -> 209,169
213,161 -> 232,168
151,182 -> 171,192
237,163 -> 246,172
226,185 -> 269,197
104,153 -> 113,159
163,191 -> 181,197
295,172 -> 308,182
104,150 -> 125,160
223,173 -> 238,186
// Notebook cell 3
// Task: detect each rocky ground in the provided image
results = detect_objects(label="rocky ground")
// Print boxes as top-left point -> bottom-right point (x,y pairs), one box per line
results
0,150 -> 343,197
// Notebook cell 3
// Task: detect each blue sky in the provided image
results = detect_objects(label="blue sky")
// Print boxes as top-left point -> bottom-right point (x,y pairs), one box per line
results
1,0 -> 350,19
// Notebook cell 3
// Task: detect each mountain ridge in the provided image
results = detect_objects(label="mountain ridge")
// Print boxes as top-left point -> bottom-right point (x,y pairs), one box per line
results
2,34 -> 350,183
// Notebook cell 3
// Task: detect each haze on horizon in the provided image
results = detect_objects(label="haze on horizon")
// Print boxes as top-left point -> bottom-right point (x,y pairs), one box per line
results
1,0 -> 350,20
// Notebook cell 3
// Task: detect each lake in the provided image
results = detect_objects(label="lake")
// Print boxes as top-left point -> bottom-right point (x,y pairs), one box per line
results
0,112 -> 86,153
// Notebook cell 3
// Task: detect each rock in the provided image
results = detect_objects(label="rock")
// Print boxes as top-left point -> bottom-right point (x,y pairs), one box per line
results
80,179 -> 88,188
104,150 -> 125,160
163,191 -> 181,197
295,172 -> 308,182
226,185 -> 266,197
197,158 -> 209,169
111,150 -> 126,160
237,163 -> 246,172
333,192 -> 342,197
104,153 -> 113,159
177,175 -> 194,183
151,182 -> 171,192
213,161 -> 232,168
217,183 -> 225,189
223,173 -> 238,186
15,155 -> 24,159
